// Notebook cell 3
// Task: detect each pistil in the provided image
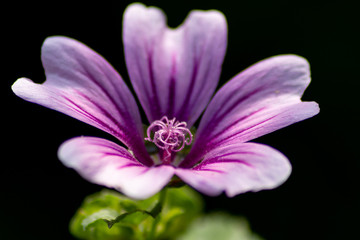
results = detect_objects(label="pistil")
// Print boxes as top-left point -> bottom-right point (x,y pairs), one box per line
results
145,116 -> 192,164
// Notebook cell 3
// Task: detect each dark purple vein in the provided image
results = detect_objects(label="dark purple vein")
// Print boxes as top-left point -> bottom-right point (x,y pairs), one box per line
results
74,53 -> 133,123
200,158 -> 253,168
147,49 -> 162,119
62,95 -> 125,139
166,54 -> 177,117
206,107 -> 267,145
210,114 -> 279,147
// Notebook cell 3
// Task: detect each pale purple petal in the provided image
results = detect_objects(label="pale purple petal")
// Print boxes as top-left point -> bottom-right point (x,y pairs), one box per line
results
12,36 -> 152,166
176,142 -> 291,197
123,3 -> 227,126
181,55 -> 319,167
58,137 -> 175,199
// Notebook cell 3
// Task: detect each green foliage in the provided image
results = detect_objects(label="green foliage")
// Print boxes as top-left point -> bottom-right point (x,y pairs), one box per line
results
176,213 -> 263,240
70,186 -> 203,240
154,186 -> 203,239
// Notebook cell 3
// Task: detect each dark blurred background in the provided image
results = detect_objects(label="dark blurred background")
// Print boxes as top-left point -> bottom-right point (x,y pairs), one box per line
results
3,0 -> 359,239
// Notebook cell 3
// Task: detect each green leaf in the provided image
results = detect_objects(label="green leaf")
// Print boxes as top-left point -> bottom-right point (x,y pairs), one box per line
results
70,187 -> 204,240
118,199 -> 140,212
104,210 -> 155,229
70,189 -> 152,240
152,186 -> 203,240
82,209 -> 119,229
176,213 -> 263,240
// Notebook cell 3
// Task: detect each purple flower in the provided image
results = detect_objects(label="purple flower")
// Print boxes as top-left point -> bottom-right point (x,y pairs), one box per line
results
12,3 -> 319,199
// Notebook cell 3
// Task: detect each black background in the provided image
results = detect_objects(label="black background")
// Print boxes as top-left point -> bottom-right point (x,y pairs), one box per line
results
3,0 -> 359,239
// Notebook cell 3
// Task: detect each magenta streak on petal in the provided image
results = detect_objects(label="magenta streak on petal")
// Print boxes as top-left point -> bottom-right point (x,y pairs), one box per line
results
139,167 -> 150,175
186,55 -> 217,122
206,107 -> 267,145
131,47 -> 162,122
197,158 -> 253,168
226,115 -> 279,140
76,92 -> 126,131
62,95 -> 123,137
179,87 -> 266,168
176,53 -> 200,122
191,168 -> 225,173
95,148 -> 137,161
147,48 -> 162,120
69,44 -> 145,136
58,136 -> 175,199
166,54 -> 177,117
116,162 -> 144,169
62,95 -> 153,166
73,70 -> 131,122
200,150 -> 261,164
94,141 -> 134,156
202,86 -> 266,142
76,91 -> 145,145
208,111 -> 277,148
70,82 -> 152,165
74,53 -> 131,117
176,43 -> 215,124
211,86 -> 266,126
123,5 -> 227,129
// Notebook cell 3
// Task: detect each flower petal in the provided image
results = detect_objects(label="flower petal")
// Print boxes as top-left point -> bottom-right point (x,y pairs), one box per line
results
176,142 -> 291,197
58,137 -> 175,199
123,3 -> 227,126
181,55 -> 319,167
12,36 -> 152,166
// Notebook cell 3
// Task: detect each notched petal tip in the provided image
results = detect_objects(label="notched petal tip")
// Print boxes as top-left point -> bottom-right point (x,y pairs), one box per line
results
186,8 -> 227,29
124,2 -> 166,24
123,2 -> 228,126
125,2 -> 155,11
124,2 -> 227,30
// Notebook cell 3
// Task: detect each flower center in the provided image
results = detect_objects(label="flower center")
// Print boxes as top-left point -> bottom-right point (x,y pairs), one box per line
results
145,116 -> 192,164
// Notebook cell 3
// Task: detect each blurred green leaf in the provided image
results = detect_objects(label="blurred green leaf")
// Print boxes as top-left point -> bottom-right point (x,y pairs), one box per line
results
176,213 -> 263,240
70,187 -> 203,240
70,190 -> 147,240
82,209 -> 119,228
104,209 -> 155,229
154,186 -> 203,240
